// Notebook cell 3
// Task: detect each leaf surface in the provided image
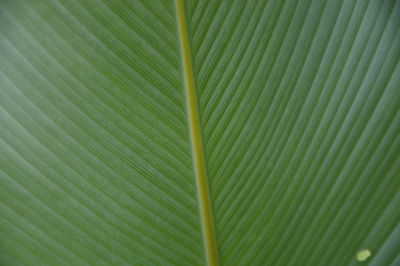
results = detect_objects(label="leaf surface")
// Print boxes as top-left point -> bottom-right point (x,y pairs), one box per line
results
0,0 -> 399,265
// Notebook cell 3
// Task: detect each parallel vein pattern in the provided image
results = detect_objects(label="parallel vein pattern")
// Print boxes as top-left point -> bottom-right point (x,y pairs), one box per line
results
186,0 -> 400,265
1,0 -> 400,265
0,0 -> 204,265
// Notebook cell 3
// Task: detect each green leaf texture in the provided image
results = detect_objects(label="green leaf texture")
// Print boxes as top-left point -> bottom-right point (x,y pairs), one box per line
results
1,0 -> 399,265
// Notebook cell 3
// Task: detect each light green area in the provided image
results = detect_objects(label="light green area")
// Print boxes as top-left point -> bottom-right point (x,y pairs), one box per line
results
1,0 -> 400,265
357,249 -> 372,262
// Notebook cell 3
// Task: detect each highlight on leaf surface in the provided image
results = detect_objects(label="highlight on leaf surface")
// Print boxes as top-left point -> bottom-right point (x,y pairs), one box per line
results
356,249 -> 372,262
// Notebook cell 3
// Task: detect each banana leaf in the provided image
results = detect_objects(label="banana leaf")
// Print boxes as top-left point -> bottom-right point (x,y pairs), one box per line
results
0,0 -> 399,265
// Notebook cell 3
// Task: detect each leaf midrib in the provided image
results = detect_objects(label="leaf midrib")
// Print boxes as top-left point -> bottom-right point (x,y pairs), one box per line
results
175,1 -> 219,265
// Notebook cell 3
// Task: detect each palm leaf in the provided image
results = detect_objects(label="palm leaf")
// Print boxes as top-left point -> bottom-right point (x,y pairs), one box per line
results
0,0 -> 399,265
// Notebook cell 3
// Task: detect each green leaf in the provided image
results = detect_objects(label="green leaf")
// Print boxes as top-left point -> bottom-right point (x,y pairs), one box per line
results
0,0 -> 399,265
